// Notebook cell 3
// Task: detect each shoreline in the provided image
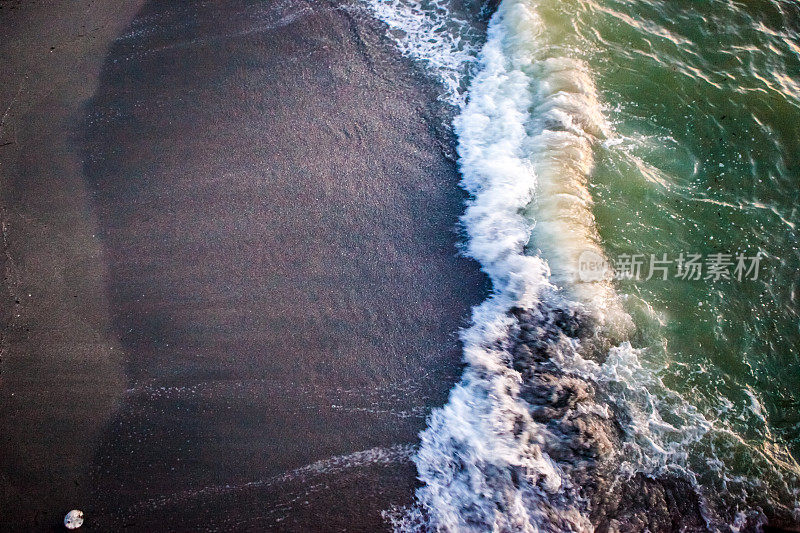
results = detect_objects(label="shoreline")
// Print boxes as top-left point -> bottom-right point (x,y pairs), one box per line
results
2,0 -> 488,529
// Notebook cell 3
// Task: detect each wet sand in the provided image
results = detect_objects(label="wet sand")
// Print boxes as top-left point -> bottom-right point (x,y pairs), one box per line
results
2,0 -> 486,530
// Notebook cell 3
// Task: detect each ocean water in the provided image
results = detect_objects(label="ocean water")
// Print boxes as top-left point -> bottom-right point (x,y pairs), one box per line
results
366,0 -> 800,530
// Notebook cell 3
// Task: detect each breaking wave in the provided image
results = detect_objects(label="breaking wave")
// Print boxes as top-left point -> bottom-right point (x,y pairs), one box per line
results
367,0 -> 800,530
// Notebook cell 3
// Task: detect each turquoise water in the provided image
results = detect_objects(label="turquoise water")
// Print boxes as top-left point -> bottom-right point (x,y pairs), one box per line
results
583,0 -> 800,516
368,0 -> 800,529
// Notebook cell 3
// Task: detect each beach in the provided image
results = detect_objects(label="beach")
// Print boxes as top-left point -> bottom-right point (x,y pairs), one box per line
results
5,0 -> 800,530
1,0 -> 486,529
1,0 -> 145,527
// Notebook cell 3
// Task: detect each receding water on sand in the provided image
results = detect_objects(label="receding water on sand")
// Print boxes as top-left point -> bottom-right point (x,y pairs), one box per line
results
2,0 -> 489,529
79,0 -> 492,530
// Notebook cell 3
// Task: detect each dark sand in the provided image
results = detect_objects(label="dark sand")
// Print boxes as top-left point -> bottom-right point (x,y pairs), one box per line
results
1,0 -> 145,528
2,0 -> 486,530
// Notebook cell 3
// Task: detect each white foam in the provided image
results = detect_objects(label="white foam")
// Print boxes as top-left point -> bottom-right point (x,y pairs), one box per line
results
365,0 -> 800,530
363,0 -> 482,107
386,1 -> 616,529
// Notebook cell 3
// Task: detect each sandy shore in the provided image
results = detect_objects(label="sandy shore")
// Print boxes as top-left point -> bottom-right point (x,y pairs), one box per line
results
2,0 -> 486,530
1,1 -> 145,528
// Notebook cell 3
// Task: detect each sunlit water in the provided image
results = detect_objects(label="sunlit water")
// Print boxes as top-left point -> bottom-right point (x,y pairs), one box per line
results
366,0 -> 800,529
584,0 -> 800,522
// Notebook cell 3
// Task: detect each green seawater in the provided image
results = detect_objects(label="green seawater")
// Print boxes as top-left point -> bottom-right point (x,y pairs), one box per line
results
369,0 -> 800,524
551,0 -> 800,517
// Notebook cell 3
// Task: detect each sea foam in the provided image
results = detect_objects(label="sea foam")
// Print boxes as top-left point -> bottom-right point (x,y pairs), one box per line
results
366,0 -> 799,530
363,0 -> 483,107
383,1 -> 634,529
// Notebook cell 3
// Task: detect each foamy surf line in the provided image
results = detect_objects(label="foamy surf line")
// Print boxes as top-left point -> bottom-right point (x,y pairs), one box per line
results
366,0 -> 798,531
365,0 -> 699,530
376,2 -> 680,530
